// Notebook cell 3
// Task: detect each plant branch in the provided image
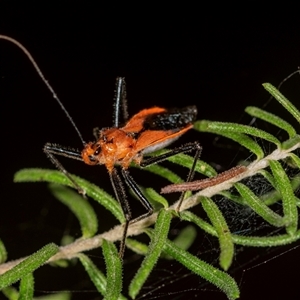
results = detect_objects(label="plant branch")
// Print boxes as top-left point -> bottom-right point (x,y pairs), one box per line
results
1,141 -> 299,275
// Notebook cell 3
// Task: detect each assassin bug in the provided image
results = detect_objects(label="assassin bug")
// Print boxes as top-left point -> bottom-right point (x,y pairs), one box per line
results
1,35 -> 202,258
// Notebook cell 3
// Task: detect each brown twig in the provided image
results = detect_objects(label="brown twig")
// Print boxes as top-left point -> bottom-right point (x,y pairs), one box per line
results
161,165 -> 247,193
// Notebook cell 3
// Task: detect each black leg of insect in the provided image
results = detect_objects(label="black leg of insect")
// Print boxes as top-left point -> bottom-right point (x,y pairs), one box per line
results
1,35 -> 202,259
139,141 -> 202,212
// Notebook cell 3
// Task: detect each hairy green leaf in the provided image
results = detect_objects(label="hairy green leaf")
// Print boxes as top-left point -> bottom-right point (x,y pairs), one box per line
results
102,240 -> 123,300
201,196 -> 234,271
2,286 -> 19,300
126,238 -> 148,256
0,239 -> 7,264
78,254 -> 106,297
195,121 -> 265,159
78,253 -> 126,300
245,106 -> 296,138
196,120 -> 281,146
19,273 -> 34,300
148,150 -> 217,177
49,184 -> 98,238
234,183 -> 284,227
135,163 -> 183,183
14,169 -> 124,223
129,209 -> 172,299
269,160 -> 298,234
163,239 -> 239,300
263,83 -> 300,123
0,243 -> 58,290
145,188 -> 169,208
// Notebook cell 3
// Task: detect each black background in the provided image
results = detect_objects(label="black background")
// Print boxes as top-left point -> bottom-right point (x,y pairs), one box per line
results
1,4 -> 300,299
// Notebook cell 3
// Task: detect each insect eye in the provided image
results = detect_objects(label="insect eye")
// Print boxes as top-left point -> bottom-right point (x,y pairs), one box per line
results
94,147 -> 101,156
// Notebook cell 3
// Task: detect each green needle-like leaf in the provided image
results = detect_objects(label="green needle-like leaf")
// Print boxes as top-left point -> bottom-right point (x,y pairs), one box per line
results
145,188 -> 169,208
181,212 -> 300,247
161,225 -> 197,260
172,225 -> 197,250
195,120 -> 265,159
201,196 -> 234,271
258,170 -> 276,188
263,83 -> 300,124
196,120 -> 281,147
129,209 -> 172,299
181,211 -> 217,236
269,160 -> 298,234
19,273 -> 34,300
0,243 -> 58,290
14,168 -> 124,223
260,173 -> 300,206
163,239 -> 240,300
218,191 -> 246,205
288,153 -> 300,169
234,183 -> 284,227
147,150 -> 217,177
78,254 -> 106,297
126,238 -> 148,256
1,287 -> 19,300
245,106 -> 297,138
102,240 -> 123,300
49,184 -> 98,238
282,134 -> 300,150
0,239 -> 7,264
167,153 -> 217,177
135,164 -> 183,183
231,231 -> 300,247
78,253 -> 126,300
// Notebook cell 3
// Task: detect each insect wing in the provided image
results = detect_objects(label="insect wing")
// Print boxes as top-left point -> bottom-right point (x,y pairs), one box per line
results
143,106 -> 197,131
136,126 -> 193,154
121,107 -> 166,132
126,106 -> 198,154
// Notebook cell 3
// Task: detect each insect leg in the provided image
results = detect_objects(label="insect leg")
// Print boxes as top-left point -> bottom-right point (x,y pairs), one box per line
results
109,168 -> 132,258
176,143 -> 202,211
43,143 -> 86,196
140,141 -> 202,167
113,77 -> 129,127
121,168 -> 153,222
140,141 -> 202,211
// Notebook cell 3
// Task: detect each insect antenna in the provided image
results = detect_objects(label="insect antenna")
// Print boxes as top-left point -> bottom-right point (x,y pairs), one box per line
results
113,77 -> 128,127
0,35 -> 85,145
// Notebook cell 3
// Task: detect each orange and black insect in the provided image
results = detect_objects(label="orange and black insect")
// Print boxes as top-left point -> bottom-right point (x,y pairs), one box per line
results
44,78 -> 201,257
1,35 -> 202,258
